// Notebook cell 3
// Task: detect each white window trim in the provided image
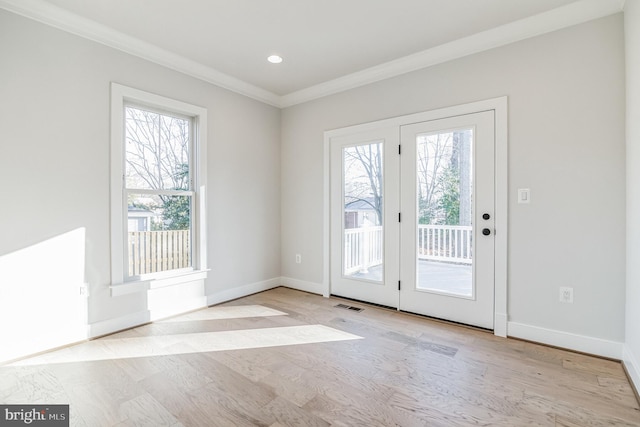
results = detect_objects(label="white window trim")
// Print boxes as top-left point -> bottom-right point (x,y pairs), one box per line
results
110,83 -> 208,294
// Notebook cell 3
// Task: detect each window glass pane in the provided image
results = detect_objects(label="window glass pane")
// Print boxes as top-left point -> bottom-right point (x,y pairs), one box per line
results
416,129 -> 473,297
125,106 -> 190,191
342,142 -> 383,282
127,193 -> 192,277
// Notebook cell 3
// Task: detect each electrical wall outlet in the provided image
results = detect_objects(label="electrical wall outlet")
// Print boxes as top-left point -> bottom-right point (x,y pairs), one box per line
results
295,254 -> 302,264
559,286 -> 573,304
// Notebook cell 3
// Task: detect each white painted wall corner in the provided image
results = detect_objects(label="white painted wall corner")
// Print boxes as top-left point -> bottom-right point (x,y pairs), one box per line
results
206,277 -> 281,306
280,277 -> 325,295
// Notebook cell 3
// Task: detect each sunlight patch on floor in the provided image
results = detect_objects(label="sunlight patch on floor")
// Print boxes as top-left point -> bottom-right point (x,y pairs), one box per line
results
158,305 -> 288,322
10,325 -> 362,366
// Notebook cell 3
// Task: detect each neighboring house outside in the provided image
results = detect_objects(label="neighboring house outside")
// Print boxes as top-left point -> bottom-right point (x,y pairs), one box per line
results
127,206 -> 155,232
344,198 -> 378,229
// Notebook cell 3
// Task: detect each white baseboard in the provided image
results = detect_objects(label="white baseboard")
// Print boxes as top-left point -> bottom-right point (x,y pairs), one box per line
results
508,322 -> 624,359
280,277 -> 324,295
90,277 -> 281,339
623,345 -> 640,395
89,310 -> 151,338
206,277 -> 281,306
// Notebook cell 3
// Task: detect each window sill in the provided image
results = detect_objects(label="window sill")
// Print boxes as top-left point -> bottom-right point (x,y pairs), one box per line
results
110,269 -> 209,297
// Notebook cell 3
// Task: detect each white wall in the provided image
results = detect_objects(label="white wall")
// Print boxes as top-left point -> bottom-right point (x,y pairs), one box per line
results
281,15 -> 626,352
0,9 -> 281,361
625,0 -> 640,392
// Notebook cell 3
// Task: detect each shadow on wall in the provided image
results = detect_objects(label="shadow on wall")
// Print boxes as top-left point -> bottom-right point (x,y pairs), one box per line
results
0,228 -> 90,363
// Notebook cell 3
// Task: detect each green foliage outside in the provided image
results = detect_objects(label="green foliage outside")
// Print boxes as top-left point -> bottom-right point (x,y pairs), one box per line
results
418,168 -> 460,226
157,196 -> 190,230
438,168 -> 460,226
418,141 -> 462,226
129,163 -> 191,231
157,163 -> 190,231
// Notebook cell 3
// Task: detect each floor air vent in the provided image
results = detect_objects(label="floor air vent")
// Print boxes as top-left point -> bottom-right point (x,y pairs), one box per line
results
335,303 -> 363,312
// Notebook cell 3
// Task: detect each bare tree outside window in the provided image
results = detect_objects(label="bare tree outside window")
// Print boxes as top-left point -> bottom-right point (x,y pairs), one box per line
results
343,142 -> 383,227
417,129 -> 472,226
341,132 -> 471,228
125,106 -> 191,231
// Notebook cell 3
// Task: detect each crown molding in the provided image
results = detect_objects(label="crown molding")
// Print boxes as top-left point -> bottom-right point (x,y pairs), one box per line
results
0,0 -> 282,107
280,0 -> 625,107
0,0 -> 625,109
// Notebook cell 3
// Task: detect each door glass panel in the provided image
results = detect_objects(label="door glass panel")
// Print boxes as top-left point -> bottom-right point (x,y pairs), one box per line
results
416,129 -> 473,297
343,142 -> 383,282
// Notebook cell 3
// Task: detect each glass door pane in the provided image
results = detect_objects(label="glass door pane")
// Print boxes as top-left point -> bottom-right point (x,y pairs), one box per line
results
343,142 -> 383,283
416,128 -> 473,297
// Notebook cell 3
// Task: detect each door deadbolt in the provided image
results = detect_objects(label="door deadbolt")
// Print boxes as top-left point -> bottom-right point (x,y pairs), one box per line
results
482,213 -> 490,220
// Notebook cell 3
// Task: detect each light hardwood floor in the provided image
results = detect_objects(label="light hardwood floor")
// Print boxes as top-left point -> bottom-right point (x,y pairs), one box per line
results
1,287 -> 639,426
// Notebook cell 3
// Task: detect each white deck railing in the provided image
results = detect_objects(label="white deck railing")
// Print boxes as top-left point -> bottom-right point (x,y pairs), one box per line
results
418,224 -> 472,264
344,226 -> 383,274
128,230 -> 191,276
344,224 -> 472,273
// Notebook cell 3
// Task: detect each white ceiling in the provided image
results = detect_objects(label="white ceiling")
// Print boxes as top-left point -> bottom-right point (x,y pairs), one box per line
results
0,0 -> 625,106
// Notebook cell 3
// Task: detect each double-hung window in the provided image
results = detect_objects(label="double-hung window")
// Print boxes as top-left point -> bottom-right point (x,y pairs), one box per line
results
110,84 -> 207,289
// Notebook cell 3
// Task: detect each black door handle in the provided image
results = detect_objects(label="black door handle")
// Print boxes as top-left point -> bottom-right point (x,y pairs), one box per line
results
482,213 -> 490,220
482,228 -> 491,236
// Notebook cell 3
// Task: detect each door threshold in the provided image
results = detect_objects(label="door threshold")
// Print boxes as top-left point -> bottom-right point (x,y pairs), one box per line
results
398,310 -> 493,334
330,294 -> 396,311
330,293 -> 492,334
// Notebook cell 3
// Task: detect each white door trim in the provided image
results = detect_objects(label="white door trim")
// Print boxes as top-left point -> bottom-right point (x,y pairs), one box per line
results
323,96 -> 508,337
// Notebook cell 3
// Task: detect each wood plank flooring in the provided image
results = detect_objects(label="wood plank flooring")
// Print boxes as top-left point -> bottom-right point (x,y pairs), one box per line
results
1,287 -> 639,426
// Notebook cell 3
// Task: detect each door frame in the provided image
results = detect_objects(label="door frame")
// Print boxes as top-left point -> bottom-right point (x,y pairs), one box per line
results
323,97 -> 508,337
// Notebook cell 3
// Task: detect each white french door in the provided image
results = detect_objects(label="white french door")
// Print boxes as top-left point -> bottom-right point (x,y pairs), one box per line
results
399,111 -> 495,329
330,128 -> 399,307
328,106 -> 499,330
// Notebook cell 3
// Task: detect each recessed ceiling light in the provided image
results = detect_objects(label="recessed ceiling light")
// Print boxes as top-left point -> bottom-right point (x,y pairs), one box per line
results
267,55 -> 283,64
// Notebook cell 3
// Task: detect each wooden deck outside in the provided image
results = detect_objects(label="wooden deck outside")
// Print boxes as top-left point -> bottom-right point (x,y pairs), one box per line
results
350,260 -> 473,297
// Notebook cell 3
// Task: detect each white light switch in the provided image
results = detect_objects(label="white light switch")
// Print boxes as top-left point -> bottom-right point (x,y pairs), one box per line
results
518,188 -> 530,204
